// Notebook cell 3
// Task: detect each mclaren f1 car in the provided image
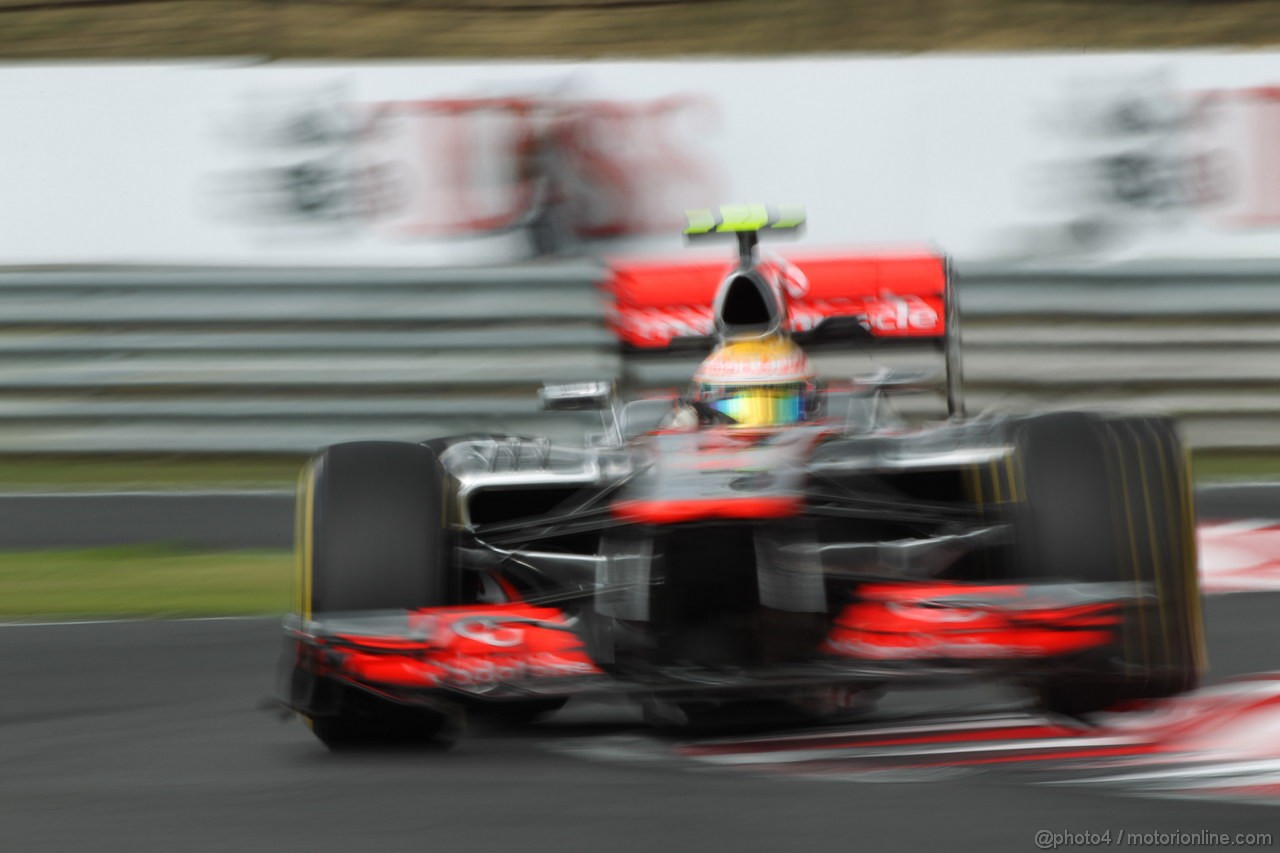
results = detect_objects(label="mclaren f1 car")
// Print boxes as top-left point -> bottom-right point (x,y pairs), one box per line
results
281,205 -> 1206,748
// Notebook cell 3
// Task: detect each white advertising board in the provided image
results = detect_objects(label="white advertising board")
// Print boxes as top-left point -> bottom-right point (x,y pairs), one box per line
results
2,53 -> 1279,265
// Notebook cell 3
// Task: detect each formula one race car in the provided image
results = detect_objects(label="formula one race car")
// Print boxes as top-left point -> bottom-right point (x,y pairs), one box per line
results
281,205 -> 1206,748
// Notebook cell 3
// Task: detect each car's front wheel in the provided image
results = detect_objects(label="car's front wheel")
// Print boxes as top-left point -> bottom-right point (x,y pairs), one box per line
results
295,441 -> 455,749
1011,413 -> 1205,717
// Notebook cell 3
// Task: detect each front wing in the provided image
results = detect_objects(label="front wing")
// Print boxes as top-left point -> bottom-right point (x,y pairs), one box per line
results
284,582 -> 1135,715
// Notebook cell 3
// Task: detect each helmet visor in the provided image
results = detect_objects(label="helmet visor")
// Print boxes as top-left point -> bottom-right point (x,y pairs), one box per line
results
701,383 -> 806,427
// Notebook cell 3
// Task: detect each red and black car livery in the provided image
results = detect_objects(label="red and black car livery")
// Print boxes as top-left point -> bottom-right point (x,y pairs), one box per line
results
283,207 -> 1205,748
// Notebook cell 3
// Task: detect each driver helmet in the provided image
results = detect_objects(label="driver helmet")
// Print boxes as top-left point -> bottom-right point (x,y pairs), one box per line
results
692,334 -> 817,427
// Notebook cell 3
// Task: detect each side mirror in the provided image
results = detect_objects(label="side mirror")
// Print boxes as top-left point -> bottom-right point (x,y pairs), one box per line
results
539,381 -> 615,412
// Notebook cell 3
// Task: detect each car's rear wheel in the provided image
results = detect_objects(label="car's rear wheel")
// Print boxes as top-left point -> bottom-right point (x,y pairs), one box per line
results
1011,413 -> 1205,717
296,441 -> 456,749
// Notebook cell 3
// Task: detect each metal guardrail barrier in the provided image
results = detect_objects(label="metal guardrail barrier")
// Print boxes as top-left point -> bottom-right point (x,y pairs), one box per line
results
957,262 -> 1280,452
0,261 -> 1274,453
0,262 -> 619,452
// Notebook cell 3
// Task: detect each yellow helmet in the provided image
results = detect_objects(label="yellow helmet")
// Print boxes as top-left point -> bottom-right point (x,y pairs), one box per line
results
692,335 -> 817,427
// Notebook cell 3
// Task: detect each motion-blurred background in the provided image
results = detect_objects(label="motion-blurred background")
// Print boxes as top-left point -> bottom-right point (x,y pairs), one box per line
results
0,1 -> 1278,614
3,6 -> 1280,851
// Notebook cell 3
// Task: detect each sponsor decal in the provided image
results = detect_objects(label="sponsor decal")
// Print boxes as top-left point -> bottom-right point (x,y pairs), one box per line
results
617,294 -> 942,348
422,652 -> 599,687
697,353 -> 812,383
320,605 -> 602,691
451,615 -> 527,648
211,85 -> 722,252
1027,71 -> 1280,255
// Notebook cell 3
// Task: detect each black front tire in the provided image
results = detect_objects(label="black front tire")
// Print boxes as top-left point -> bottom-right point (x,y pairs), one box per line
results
309,687 -> 463,752
296,441 -> 454,748
1012,413 -> 1205,717
304,441 -> 450,616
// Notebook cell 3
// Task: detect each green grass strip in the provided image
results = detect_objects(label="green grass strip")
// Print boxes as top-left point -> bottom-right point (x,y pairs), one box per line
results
0,449 -> 1275,493
0,545 -> 291,618
1193,453 -> 1280,482
0,456 -> 305,493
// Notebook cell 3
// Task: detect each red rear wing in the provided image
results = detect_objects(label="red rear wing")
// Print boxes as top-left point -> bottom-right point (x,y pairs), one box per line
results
603,252 -> 949,351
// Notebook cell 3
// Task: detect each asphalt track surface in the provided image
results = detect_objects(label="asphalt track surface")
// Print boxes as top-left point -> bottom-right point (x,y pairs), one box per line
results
0,492 -> 1278,850
0,491 -> 295,549
0,597 -> 1276,853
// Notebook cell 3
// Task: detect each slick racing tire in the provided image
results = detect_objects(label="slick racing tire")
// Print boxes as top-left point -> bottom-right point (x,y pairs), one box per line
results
302,441 -> 449,614
1012,413 -> 1205,718
296,441 -> 453,749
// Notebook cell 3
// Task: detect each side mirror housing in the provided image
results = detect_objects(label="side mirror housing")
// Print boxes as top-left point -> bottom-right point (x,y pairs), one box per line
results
539,381 -> 615,412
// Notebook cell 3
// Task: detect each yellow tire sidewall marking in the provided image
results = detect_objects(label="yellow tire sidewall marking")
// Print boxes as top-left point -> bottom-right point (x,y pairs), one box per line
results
295,460 -> 318,622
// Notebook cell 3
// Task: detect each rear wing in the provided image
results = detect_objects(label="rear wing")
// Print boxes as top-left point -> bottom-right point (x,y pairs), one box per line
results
601,251 -> 964,417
